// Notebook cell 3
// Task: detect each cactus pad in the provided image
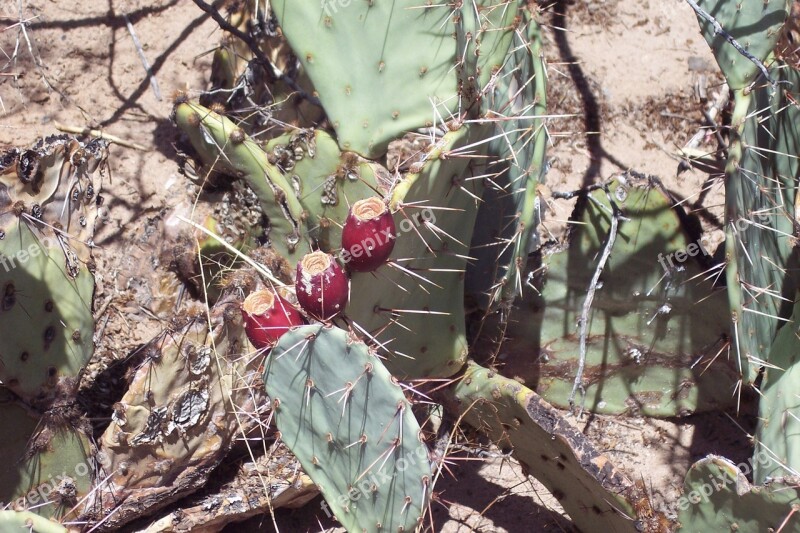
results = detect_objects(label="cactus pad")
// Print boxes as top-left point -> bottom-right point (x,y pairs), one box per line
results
265,324 -> 432,532
92,295 -> 265,528
347,123 -> 488,378
678,456 -> 800,531
264,129 -> 385,252
444,362 -> 650,532
481,174 -> 738,416
0,510 -> 67,533
721,63 -> 800,381
754,292 -> 800,483
273,1 -> 518,157
0,391 -> 93,522
272,0 -> 459,157
473,9 -> 548,305
173,101 -> 309,261
693,0 -> 789,89
0,137 -> 103,404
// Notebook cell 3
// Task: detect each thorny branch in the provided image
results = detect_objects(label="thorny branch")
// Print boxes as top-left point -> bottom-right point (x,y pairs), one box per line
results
191,0 -> 321,106
123,13 -> 162,101
684,0 -> 780,94
568,186 -> 626,415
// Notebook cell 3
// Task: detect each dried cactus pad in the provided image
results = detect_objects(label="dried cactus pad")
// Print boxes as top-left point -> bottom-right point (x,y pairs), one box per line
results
265,324 -> 432,533
445,362 -> 646,532
678,456 -> 800,531
93,296 -> 264,528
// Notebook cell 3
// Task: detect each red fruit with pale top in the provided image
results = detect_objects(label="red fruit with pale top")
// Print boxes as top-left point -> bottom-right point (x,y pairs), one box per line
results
241,289 -> 304,350
341,197 -> 396,272
295,251 -> 349,320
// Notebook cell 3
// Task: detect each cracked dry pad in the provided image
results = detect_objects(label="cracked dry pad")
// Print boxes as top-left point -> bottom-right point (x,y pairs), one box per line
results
94,297 -> 264,528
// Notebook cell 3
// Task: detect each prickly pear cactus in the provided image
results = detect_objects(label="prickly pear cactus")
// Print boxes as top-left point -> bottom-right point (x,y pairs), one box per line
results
265,324 -> 432,532
345,123 -> 489,379
722,62 -> 800,382
444,362 -> 653,533
755,292 -> 800,483
0,136 -> 103,524
693,0 -> 789,89
473,9 -> 548,306
678,456 -> 800,531
478,174 -> 738,416
272,0 -> 518,157
173,101 -> 309,262
0,389 -> 94,522
0,136 -> 104,405
263,129 -> 386,251
90,294 -> 266,529
692,1 -> 797,382
207,0 -> 323,129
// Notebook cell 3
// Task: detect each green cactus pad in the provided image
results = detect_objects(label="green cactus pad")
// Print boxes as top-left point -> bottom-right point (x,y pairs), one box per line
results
173,101 -> 309,261
678,456 -> 800,531
721,63 -> 800,381
469,10 -> 547,306
273,0 -> 460,157
265,324 -> 432,533
0,137 -> 102,404
443,362 -> 648,532
0,221 -> 94,403
693,0 -> 789,89
481,174 -> 738,416
755,292 -> 800,483
0,510 -> 67,533
346,123 -> 488,379
273,1 -> 520,157
454,0 -> 520,108
0,392 -> 93,522
264,129 -> 385,251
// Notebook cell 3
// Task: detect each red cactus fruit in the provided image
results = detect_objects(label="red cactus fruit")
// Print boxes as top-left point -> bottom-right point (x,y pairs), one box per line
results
295,251 -> 349,320
241,289 -> 303,350
341,197 -> 397,272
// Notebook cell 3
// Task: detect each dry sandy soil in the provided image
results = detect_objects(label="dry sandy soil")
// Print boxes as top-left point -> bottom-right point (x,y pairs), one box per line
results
0,0 -> 760,531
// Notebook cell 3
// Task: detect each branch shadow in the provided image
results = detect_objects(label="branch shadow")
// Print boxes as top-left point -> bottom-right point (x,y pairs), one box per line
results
549,0 -> 628,187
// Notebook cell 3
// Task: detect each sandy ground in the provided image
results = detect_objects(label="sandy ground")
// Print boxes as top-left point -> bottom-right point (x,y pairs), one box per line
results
0,0 -> 757,531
